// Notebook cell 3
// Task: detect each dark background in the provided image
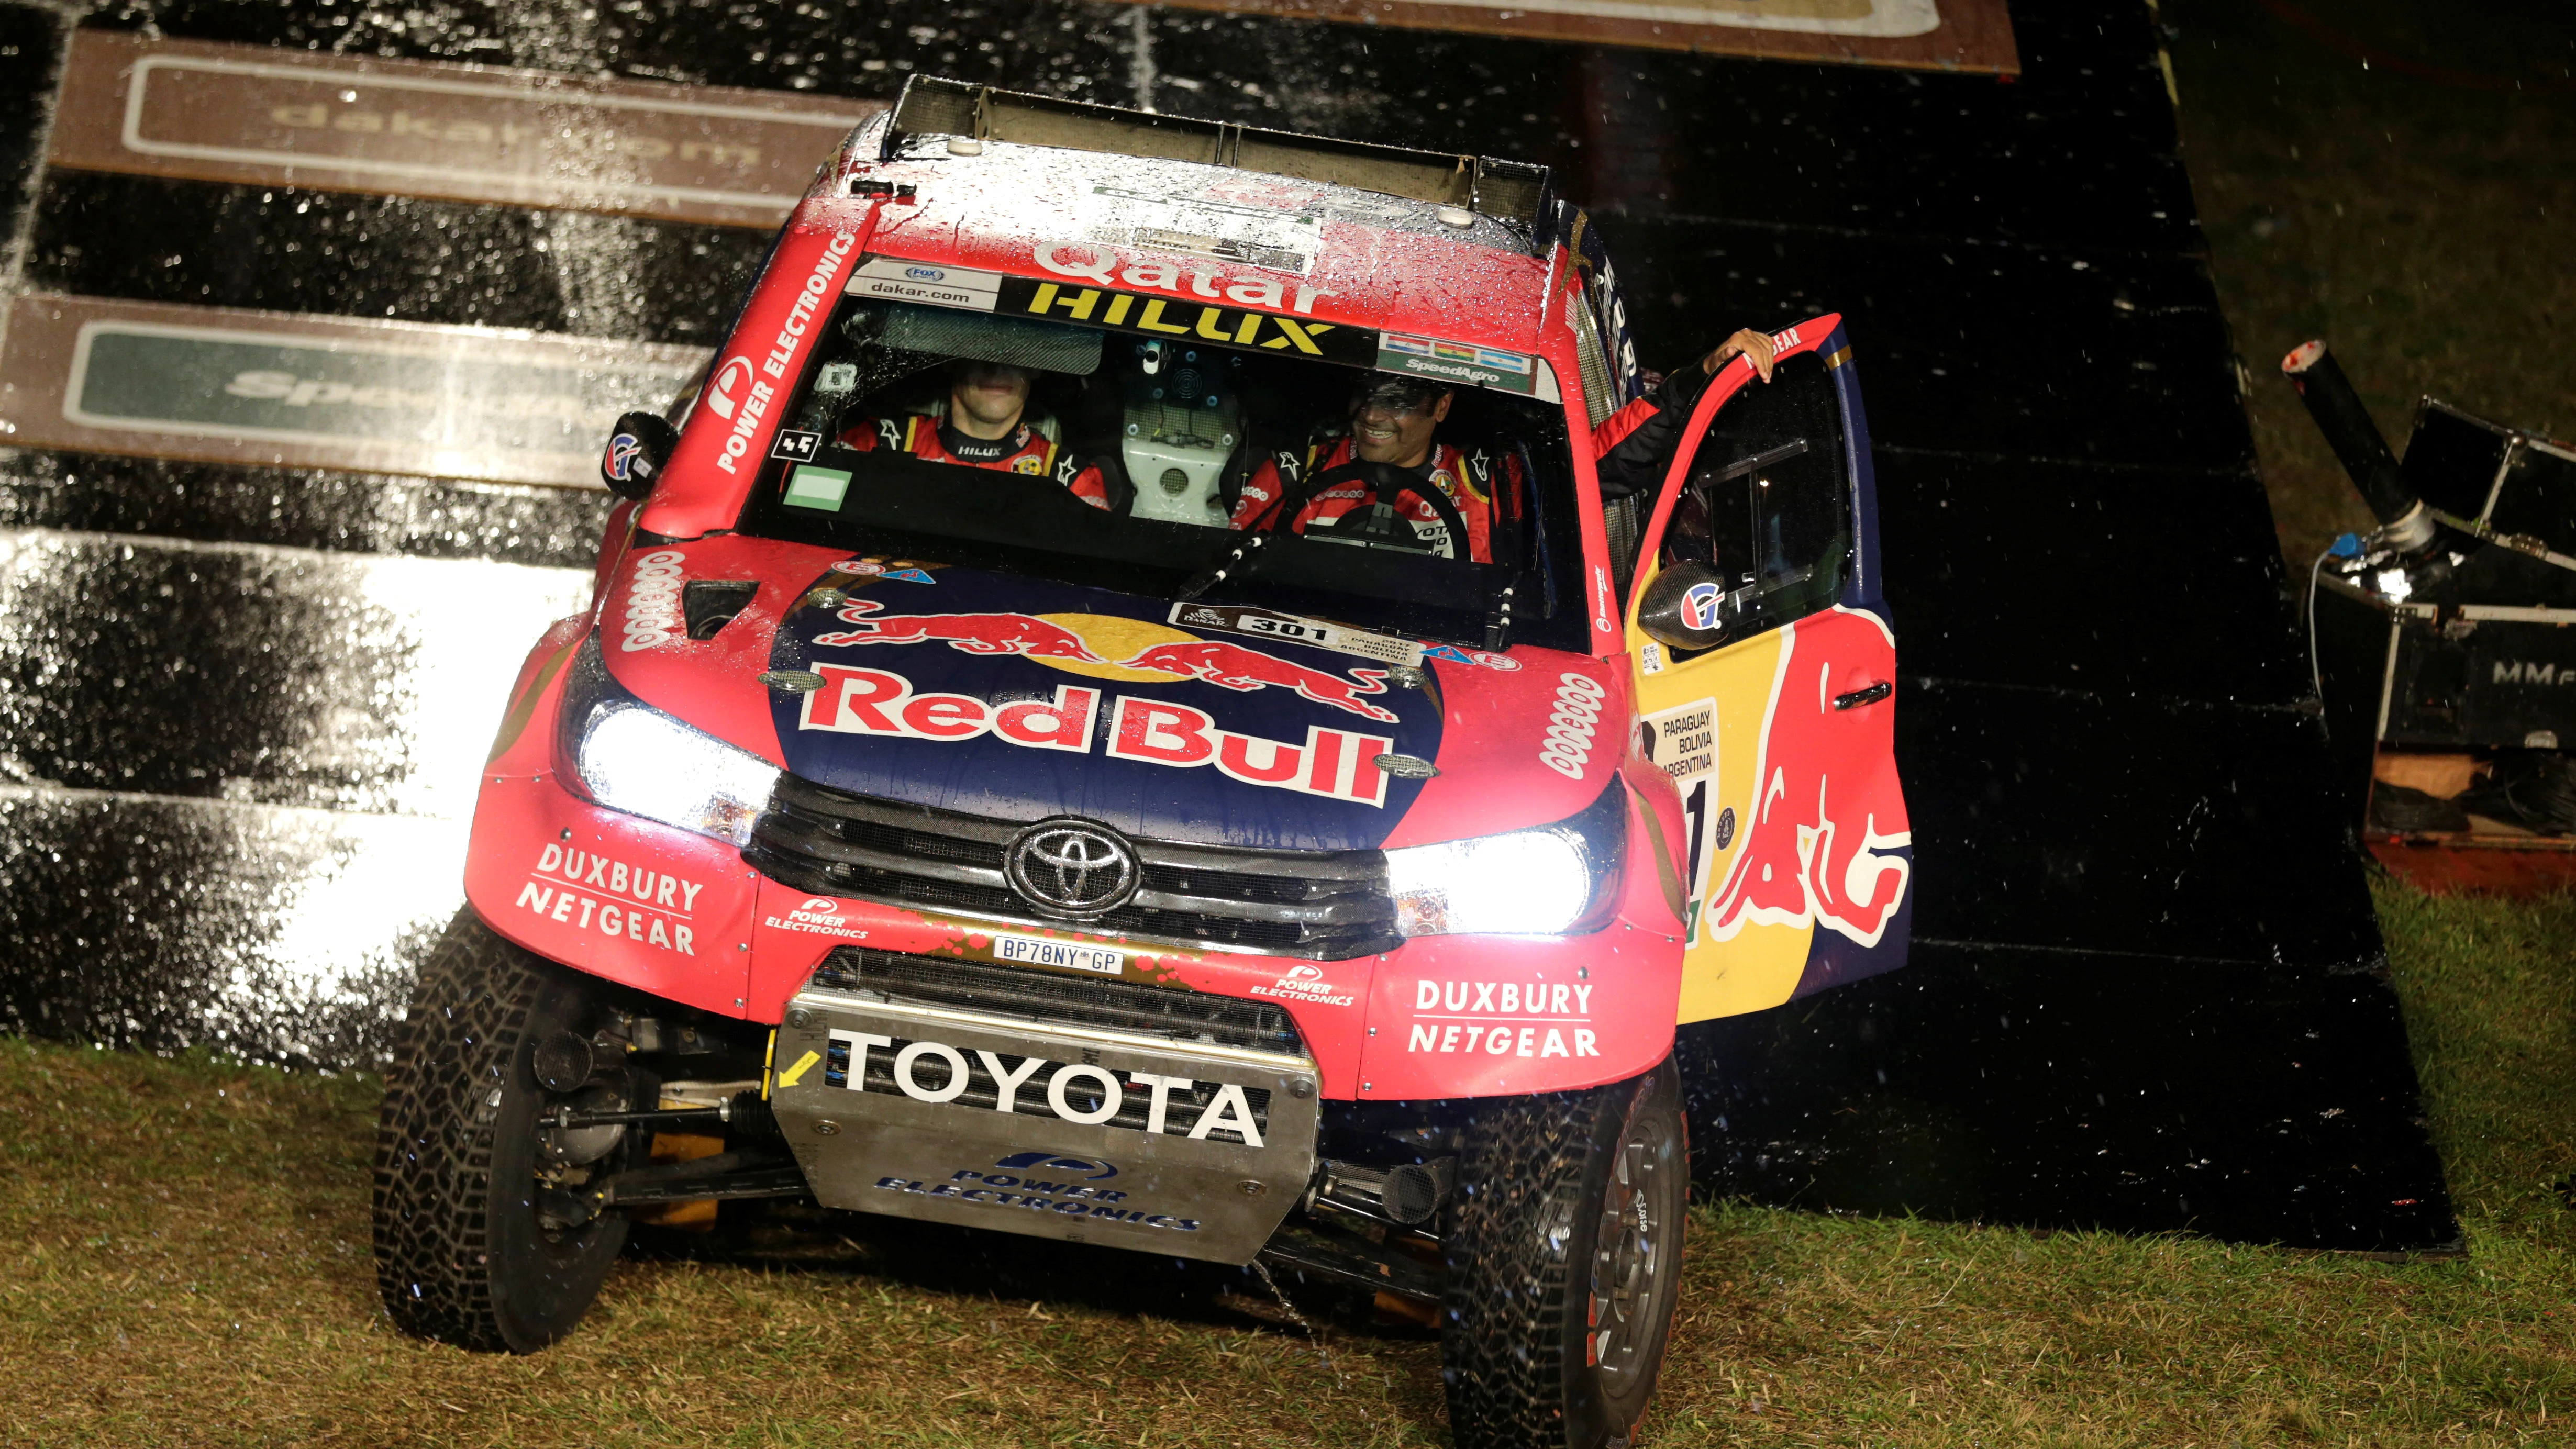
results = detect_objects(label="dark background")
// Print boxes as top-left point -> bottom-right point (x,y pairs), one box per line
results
0,0 -> 2480,1250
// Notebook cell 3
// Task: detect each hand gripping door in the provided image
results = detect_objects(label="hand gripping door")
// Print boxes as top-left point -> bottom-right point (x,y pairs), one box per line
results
1622,316 -> 1913,1022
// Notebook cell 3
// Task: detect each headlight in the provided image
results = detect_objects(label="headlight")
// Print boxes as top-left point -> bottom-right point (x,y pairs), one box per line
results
1386,778 -> 1627,938
554,637 -> 780,845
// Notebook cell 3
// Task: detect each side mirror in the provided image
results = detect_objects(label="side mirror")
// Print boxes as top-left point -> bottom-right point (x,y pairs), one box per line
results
1636,562 -> 1733,652
599,411 -> 680,501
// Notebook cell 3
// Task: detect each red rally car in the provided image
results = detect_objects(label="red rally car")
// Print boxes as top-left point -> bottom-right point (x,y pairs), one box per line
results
375,77 -> 1912,1449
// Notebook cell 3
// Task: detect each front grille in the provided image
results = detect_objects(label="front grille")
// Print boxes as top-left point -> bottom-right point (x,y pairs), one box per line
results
815,946 -> 1302,1054
746,775 -> 1398,959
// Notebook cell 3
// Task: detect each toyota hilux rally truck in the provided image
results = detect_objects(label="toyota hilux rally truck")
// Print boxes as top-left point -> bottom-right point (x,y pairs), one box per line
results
374,77 -> 1911,1449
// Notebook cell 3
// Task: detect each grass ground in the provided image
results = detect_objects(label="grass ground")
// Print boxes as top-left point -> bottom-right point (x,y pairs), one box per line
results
3,877 -> 2572,1447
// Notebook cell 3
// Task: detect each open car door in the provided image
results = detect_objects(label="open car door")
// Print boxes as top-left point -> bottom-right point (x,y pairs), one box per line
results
1623,315 -> 1913,1021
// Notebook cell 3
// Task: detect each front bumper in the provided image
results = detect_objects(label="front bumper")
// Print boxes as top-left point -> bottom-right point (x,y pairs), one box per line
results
769,968 -> 1319,1265
467,768 -> 1683,1104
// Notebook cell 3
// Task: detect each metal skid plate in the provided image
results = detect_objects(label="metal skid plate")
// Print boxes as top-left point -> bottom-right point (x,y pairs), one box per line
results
768,983 -> 1319,1265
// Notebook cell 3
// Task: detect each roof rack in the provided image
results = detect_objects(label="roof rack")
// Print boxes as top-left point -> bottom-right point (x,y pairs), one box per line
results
883,75 -> 1552,237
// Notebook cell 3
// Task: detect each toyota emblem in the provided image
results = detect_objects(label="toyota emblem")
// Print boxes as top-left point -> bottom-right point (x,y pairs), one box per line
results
1004,819 -> 1140,916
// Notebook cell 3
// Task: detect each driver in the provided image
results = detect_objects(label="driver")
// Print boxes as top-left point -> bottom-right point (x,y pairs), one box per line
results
1228,372 -> 1519,562
839,359 -> 1124,510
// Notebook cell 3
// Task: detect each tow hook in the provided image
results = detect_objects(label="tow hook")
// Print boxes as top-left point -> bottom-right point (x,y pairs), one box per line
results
1256,1158 -> 1458,1304
1303,1156 -> 1458,1229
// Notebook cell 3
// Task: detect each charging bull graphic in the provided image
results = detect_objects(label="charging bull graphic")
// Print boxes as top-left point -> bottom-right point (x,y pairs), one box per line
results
1707,609 -> 1912,952
1116,640 -> 1397,724
814,600 -> 1107,661
813,601 -> 1397,723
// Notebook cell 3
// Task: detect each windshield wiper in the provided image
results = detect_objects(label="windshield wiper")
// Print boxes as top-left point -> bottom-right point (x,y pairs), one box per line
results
1178,530 -> 1519,648
1173,531 -> 1270,603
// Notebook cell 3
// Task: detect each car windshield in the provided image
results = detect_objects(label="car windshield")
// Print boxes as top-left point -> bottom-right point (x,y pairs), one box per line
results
731,280 -> 1587,652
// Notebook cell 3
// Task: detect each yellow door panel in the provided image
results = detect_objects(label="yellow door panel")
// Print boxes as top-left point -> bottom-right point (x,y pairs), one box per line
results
1628,572 -> 1816,1022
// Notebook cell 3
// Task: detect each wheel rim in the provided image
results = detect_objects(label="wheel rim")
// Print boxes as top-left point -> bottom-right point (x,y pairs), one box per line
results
1587,1097 -> 1678,1395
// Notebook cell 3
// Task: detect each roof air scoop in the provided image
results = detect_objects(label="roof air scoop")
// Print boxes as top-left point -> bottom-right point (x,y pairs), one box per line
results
882,74 -> 1552,244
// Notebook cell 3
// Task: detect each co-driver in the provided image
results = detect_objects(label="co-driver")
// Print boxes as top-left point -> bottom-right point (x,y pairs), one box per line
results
838,359 -> 1124,509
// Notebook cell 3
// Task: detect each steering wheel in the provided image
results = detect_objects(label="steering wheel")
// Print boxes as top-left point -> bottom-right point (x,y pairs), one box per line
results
1265,460 -> 1474,559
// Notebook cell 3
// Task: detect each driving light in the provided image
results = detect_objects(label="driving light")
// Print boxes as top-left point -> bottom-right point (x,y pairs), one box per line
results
1386,779 -> 1626,938
556,638 -> 780,844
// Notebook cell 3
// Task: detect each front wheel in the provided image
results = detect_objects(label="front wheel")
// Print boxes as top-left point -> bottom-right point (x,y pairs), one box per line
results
372,910 -> 640,1352
1441,1058 -> 1689,1449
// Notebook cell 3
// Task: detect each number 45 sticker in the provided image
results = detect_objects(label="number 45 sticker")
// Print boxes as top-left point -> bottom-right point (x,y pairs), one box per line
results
770,429 -> 823,462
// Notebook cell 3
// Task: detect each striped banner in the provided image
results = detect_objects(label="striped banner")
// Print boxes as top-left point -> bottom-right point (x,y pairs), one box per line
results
48,29 -> 884,227
0,292 -> 709,488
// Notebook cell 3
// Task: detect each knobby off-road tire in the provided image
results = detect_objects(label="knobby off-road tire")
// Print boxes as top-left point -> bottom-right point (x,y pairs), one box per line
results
373,910 -> 632,1352
1441,1058 -> 1689,1449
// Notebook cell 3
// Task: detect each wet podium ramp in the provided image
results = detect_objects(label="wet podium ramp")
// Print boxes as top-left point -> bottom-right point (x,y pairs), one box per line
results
0,0 -> 2451,1251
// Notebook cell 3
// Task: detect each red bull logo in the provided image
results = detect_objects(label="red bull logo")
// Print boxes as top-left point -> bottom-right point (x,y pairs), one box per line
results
1115,640 -> 1397,723
802,669 -> 1099,752
1104,697 -> 1391,805
814,601 -> 1108,661
812,606 -> 1399,722
792,666 -> 1392,806
1705,611 -> 1912,949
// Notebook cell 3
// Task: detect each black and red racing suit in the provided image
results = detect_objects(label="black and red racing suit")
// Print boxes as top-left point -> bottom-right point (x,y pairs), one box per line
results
1588,351 -> 1731,499
1228,433 -> 1523,564
839,413 -> 1122,510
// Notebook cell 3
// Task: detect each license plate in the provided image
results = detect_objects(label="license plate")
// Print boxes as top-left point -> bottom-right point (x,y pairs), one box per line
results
991,932 -> 1122,975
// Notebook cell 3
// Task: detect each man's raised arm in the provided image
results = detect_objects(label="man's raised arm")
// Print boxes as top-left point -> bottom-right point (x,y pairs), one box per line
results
1591,328 -> 1778,500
